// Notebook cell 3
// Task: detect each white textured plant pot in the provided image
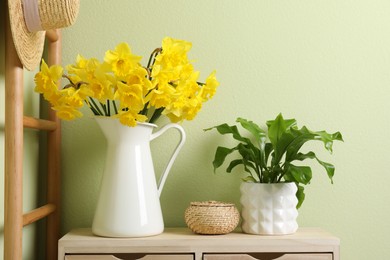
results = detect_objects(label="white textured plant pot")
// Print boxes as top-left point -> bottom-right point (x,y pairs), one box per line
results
240,182 -> 298,235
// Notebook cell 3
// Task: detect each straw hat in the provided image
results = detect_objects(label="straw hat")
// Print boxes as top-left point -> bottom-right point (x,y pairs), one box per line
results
8,0 -> 80,71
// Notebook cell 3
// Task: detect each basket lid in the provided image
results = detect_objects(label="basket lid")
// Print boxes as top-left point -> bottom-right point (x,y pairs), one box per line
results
190,201 -> 235,207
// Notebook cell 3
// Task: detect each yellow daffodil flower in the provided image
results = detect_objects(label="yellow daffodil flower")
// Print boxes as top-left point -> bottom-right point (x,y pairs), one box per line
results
104,43 -> 142,78
117,110 -> 148,127
201,71 -> 219,100
147,82 -> 176,109
34,37 -> 218,127
115,81 -> 145,112
34,60 -> 63,97
53,105 -> 83,120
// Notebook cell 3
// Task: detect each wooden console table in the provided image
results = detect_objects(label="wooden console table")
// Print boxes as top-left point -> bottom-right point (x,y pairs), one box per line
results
58,227 -> 340,260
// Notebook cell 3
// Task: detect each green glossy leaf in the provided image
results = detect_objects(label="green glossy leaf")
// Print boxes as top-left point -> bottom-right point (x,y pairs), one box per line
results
293,151 -> 316,161
283,171 -> 294,183
293,151 -> 335,183
273,131 -> 295,165
236,118 -> 266,142
237,144 -> 256,166
226,159 -> 257,175
266,113 -> 297,130
313,130 -> 344,153
285,127 -> 316,162
316,158 -> 335,183
296,184 -> 305,209
242,176 -> 257,182
236,117 -> 268,168
262,170 -> 273,183
267,113 -> 287,148
237,143 -> 261,180
226,159 -> 244,173
286,127 -> 343,161
204,123 -> 249,143
266,114 -> 298,165
285,164 -> 312,185
264,143 -> 274,164
212,146 -> 238,172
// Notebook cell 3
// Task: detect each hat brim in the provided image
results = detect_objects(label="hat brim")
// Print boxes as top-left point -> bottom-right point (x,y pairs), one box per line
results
8,0 -> 45,71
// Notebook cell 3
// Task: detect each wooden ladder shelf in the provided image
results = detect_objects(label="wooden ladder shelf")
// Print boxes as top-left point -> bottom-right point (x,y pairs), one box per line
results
4,7 -> 62,260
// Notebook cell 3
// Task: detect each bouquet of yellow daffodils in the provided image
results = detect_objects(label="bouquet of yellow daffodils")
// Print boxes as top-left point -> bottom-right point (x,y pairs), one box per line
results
34,37 -> 219,127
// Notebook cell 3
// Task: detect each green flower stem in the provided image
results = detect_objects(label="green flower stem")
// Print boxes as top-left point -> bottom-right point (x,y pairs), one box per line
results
147,48 -> 162,69
85,100 -> 100,115
146,48 -> 162,80
140,102 -> 150,116
107,100 -> 111,116
149,107 -> 164,124
112,100 -> 118,115
100,103 -> 105,115
62,74 -> 76,85
89,98 -> 104,116
100,102 -> 108,116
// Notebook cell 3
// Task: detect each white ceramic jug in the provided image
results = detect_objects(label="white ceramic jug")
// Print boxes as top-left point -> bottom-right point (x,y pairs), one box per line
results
92,117 -> 186,237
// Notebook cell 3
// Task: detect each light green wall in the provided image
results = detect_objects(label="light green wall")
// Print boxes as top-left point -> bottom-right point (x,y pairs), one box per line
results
1,5 -> 43,259
61,1 -> 390,259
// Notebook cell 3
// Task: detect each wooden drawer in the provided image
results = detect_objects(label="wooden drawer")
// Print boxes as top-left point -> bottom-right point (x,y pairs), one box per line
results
59,228 -> 339,260
65,254 -> 193,260
203,253 -> 332,260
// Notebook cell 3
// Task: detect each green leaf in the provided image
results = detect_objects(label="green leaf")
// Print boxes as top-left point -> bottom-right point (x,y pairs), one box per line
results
226,159 -> 244,173
227,158 -> 258,181
293,151 -> 316,161
272,131 -> 295,165
241,176 -> 257,182
267,113 -> 287,148
296,184 -> 305,209
237,143 -> 255,166
286,127 -> 343,161
236,118 -> 266,142
313,130 -> 344,153
227,158 -> 257,174
204,123 -> 248,143
293,151 -> 335,183
266,114 -> 298,165
236,118 -> 268,168
212,146 -> 237,172
264,143 -> 274,164
316,158 -> 335,184
284,126 -> 316,162
285,164 -> 312,185
266,113 -> 297,130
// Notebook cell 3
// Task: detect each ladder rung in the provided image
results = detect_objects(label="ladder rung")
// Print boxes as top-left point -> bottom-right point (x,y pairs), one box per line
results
23,203 -> 56,226
46,29 -> 59,42
23,116 -> 57,131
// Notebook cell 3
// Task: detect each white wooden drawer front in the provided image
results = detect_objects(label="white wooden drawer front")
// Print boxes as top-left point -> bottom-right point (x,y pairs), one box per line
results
65,254 -> 193,260
203,253 -> 333,260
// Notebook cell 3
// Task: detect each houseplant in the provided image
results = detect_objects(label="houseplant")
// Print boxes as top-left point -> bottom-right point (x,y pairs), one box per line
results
34,37 -> 219,237
205,113 -> 343,234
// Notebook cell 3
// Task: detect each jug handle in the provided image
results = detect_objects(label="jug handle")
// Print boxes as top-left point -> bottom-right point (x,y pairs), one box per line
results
150,123 -> 186,197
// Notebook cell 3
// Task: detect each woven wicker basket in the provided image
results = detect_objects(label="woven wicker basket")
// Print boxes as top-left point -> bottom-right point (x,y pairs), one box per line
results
184,201 -> 240,235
